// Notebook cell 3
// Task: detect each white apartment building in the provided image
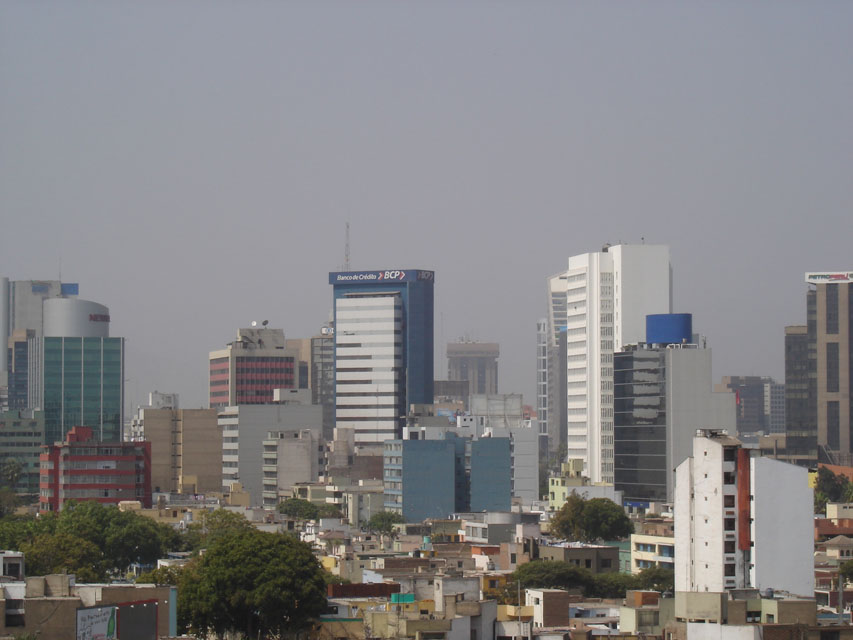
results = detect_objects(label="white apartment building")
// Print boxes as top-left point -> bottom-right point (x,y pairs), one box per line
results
261,429 -> 322,508
219,398 -> 322,506
674,431 -> 813,597
564,244 -> 671,483
334,293 -> 403,444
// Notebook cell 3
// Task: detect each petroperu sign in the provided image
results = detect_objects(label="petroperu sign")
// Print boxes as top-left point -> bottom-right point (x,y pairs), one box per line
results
806,272 -> 853,284
89,313 -> 111,322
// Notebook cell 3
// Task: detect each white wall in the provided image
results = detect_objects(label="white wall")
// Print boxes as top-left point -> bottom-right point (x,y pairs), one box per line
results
609,244 -> 671,350
685,623 -> 761,640
675,437 -> 735,593
751,456 -> 814,596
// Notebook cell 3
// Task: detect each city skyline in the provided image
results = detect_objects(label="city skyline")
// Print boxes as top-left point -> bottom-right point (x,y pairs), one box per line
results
2,3 -> 852,409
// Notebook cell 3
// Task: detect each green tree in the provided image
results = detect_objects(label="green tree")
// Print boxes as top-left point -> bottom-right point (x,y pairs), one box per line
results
550,492 -> 586,540
587,572 -> 640,598
817,467 -> 848,503
511,560 -> 591,593
182,508 -> 255,551
0,459 -> 24,517
55,501 -> 179,573
317,504 -> 344,519
0,458 -> 23,488
366,511 -> 405,534
840,560 -> 853,586
580,498 -> 634,542
136,564 -> 184,586
550,494 -> 633,542
20,532 -> 106,582
182,529 -> 327,638
279,498 -> 319,521
636,566 -> 674,592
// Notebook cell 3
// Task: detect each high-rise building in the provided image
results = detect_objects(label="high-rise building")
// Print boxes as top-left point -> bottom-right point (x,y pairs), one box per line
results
311,326 -> 336,440
130,407 -> 221,494
7,329 -> 34,410
1,278 -> 80,409
208,327 -> 301,408
542,272 -> 569,456
614,314 -> 735,503
218,395 -> 323,506
674,431 -> 813,597
536,319 -> 549,453
784,324 -> 816,465
562,244 -> 672,483
785,272 -> 852,466
715,376 -> 785,437
447,341 -> 499,396
810,272 -> 853,464
26,297 -> 123,445
330,269 -> 434,444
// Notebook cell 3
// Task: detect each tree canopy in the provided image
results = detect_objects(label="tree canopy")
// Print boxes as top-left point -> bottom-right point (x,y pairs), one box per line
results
510,560 -> 673,601
815,467 -> 853,513
182,508 -> 255,551
279,497 -> 320,520
366,510 -> 405,535
180,528 -> 327,638
550,494 -> 633,542
0,501 -> 181,578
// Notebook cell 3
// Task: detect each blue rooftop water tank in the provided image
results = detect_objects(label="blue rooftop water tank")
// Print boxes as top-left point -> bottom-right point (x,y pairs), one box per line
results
646,313 -> 692,345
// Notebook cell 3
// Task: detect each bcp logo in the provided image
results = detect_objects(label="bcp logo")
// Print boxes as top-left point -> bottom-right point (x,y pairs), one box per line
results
378,270 -> 405,280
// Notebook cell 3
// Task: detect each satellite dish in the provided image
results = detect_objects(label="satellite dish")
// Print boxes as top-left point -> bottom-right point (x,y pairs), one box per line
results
251,321 -> 257,327
262,320 -> 269,327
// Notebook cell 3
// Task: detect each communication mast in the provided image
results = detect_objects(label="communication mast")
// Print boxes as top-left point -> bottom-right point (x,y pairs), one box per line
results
344,222 -> 351,271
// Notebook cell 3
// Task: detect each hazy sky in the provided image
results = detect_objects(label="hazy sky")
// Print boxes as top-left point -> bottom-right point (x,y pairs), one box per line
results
2,2 -> 851,411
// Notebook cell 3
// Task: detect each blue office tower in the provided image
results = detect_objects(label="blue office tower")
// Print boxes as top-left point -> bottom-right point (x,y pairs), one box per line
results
469,438 -> 512,512
329,270 -> 434,443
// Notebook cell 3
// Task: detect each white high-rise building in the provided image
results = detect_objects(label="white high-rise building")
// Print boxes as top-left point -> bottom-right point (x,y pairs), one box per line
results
674,431 -> 813,597
334,293 -> 403,444
564,244 -> 671,483
542,271 -> 569,456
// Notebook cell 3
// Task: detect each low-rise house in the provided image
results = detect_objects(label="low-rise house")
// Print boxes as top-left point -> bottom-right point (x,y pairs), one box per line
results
0,574 -> 174,639
620,590 -> 675,636
538,541 -> 619,574
630,532 -> 675,573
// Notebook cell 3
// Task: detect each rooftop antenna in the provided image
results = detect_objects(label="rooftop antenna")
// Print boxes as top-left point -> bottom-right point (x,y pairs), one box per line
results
344,221 -> 351,271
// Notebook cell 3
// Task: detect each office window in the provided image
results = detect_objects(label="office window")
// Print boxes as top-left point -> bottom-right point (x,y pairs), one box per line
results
827,343 -> 839,393
826,285 -> 839,334
828,402 -> 840,450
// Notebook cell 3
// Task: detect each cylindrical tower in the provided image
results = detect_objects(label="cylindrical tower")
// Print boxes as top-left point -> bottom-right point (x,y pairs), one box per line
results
43,298 -> 110,338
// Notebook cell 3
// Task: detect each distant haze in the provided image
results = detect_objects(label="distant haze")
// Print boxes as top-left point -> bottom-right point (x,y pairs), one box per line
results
2,2 -> 851,410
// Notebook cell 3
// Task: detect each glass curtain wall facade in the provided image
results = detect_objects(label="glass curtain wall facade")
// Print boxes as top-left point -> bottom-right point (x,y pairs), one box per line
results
613,349 -> 667,502
42,337 -> 124,444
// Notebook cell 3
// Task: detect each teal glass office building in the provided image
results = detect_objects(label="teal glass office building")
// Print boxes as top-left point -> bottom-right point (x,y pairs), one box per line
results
41,337 -> 124,444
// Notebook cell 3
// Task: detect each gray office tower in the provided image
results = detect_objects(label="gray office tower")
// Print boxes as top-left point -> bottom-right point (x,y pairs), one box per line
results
2,278 -> 81,410
613,314 -> 735,504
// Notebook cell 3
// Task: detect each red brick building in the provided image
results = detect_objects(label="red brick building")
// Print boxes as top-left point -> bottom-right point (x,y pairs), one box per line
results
39,426 -> 152,513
